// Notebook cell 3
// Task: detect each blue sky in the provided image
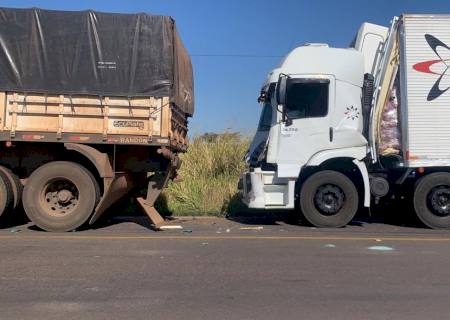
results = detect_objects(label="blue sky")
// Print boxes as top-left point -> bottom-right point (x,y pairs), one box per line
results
2,0 -> 450,134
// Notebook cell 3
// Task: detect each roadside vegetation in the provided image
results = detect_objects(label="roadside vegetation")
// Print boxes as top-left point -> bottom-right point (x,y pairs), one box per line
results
157,132 -> 250,216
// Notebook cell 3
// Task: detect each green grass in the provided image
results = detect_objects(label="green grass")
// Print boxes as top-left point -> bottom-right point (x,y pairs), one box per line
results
157,132 -> 250,216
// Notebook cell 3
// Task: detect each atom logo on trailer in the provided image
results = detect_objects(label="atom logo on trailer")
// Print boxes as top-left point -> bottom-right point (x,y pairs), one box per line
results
412,34 -> 450,101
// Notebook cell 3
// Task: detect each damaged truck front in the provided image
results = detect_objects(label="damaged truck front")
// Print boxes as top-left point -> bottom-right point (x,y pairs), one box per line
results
0,8 -> 194,231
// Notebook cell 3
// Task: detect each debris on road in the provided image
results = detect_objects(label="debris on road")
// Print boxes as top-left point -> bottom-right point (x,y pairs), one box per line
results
9,228 -> 21,233
323,244 -> 336,248
368,246 -> 394,251
240,226 -> 264,230
183,229 -> 193,233
160,225 -> 183,230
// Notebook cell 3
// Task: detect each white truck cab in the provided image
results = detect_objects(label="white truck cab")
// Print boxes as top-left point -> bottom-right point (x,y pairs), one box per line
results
241,15 -> 450,229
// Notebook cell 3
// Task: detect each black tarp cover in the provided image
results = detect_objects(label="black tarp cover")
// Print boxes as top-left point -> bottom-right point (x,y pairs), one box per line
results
0,7 -> 194,115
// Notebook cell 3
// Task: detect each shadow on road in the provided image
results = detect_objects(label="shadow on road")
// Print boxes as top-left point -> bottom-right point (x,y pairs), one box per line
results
0,196 -> 427,232
225,197 -> 425,229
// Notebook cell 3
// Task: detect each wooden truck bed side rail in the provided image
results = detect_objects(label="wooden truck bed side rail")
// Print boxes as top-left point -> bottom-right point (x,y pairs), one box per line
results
0,92 -> 188,150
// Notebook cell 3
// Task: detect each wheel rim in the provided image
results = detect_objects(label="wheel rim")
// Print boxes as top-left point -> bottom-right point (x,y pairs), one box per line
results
40,178 -> 79,217
314,184 -> 345,216
427,185 -> 450,217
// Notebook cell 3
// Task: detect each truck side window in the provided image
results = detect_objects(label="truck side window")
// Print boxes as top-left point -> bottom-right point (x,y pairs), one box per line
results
258,103 -> 272,131
285,82 -> 329,119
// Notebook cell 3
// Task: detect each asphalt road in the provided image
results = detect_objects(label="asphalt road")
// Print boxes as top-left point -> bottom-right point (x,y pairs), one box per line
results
1,216 -> 450,320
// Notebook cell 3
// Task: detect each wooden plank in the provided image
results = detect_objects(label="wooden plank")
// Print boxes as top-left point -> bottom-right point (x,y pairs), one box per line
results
57,94 -> 64,139
0,92 -> 6,131
11,92 -> 18,137
148,97 -> 154,140
1,92 -> 189,148
136,197 -> 165,228
174,126 -> 180,144
103,96 -> 109,140
8,94 -> 159,108
13,117 -> 59,132
181,128 -> 186,145
152,101 -> 162,136
160,98 -> 169,138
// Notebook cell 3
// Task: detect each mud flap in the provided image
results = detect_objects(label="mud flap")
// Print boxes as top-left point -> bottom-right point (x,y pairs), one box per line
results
89,174 -> 133,225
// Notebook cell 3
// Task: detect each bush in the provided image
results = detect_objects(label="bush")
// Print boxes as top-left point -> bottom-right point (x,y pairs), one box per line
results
160,132 -> 250,216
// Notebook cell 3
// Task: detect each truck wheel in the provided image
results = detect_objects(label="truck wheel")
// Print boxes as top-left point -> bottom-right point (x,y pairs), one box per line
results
0,166 -> 23,209
0,170 -> 13,218
23,161 -> 100,232
414,173 -> 450,229
300,170 -> 358,228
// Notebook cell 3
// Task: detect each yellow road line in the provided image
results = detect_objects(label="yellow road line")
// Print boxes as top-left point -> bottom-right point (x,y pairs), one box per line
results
0,235 -> 450,241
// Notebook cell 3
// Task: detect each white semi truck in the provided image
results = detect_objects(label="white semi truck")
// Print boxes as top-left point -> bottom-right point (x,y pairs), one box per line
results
241,14 -> 450,229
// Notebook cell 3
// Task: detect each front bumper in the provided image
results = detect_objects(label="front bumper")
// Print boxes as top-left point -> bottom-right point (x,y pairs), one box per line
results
239,168 -> 295,209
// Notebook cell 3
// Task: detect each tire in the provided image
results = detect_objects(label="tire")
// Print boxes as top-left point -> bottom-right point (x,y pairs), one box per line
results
23,161 -> 100,232
0,166 -> 23,209
0,170 -> 13,218
413,172 -> 450,229
299,170 -> 358,228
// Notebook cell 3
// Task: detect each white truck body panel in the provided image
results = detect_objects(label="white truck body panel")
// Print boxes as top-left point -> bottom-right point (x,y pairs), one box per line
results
243,169 -> 295,209
353,22 -> 388,75
400,15 -> 450,167
266,46 -> 366,176
243,45 -> 369,209
274,45 -> 364,87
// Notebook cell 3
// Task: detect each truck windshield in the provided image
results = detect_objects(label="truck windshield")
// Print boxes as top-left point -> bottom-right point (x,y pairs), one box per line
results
257,102 -> 272,131
257,83 -> 275,131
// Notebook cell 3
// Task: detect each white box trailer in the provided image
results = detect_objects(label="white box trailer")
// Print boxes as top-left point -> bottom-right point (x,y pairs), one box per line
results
400,15 -> 450,167
241,14 -> 450,229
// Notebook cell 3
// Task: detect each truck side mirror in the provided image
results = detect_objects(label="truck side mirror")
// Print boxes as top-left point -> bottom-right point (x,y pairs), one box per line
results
276,74 -> 288,106
276,74 -> 291,124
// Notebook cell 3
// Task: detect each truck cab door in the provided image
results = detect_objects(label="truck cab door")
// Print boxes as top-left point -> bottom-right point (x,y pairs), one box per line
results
274,76 -> 335,176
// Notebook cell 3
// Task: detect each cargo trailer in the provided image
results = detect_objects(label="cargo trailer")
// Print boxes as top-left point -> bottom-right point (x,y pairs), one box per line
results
0,8 -> 194,231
